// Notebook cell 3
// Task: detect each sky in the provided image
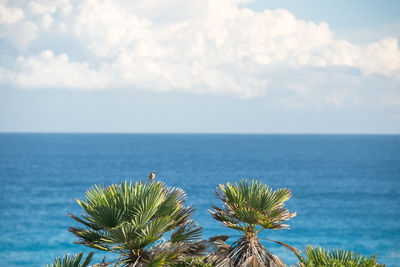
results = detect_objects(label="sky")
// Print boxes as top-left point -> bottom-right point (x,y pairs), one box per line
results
0,0 -> 400,133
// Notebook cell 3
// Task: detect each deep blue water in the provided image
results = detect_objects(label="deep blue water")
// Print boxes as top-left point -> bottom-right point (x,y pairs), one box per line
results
0,134 -> 399,266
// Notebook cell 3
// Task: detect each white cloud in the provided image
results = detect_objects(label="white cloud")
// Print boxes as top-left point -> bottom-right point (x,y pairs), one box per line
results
0,20 -> 39,50
0,0 -> 399,106
13,50 -> 110,89
0,0 -> 72,48
0,3 -> 24,24
40,13 -> 53,29
27,0 -> 72,16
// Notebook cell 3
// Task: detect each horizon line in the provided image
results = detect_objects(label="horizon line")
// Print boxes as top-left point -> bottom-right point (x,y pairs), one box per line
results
0,131 -> 399,135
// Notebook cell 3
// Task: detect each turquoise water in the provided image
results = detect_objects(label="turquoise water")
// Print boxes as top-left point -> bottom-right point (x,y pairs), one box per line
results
0,134 -> 399,266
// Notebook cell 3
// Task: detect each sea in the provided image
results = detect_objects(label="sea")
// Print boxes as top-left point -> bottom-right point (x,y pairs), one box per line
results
0,134 -> 399,266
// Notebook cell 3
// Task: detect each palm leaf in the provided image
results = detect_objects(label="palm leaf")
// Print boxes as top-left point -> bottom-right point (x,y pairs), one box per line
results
46,252 -> 94,267
171,220 -> 203,243
296,245 -> 385,266
209,179 -> 297,266
69,179 -> 203,267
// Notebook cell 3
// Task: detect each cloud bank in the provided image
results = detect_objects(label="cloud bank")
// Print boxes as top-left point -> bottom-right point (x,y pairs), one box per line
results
0,0 -> 399,106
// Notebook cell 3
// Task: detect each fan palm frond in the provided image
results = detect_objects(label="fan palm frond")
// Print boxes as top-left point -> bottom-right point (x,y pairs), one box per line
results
295,245 -> 385,266
46,252 -> 94,267
208,179 -> 297,267
211,179 -> 295,234
69,180 -> 203,266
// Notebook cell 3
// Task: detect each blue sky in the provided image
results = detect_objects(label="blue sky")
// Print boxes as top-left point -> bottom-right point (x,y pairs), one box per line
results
249,0 -> 400,29
0,0 -> 400,133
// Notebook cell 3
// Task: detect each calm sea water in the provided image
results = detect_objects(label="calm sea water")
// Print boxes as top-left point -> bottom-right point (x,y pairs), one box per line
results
0,134 -> 399,266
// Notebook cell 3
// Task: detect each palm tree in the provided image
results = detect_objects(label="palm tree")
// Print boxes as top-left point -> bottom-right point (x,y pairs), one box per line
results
208,179 -> 298,267
68,181 -> 205,266
46,252 -> 94,267
295,245 -> 385,267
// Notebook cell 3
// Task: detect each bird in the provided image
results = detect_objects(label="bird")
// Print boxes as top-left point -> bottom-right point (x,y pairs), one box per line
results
148,172 -> 155,181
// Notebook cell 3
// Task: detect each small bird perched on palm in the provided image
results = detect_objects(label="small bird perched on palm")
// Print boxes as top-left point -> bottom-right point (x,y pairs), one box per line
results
148,172 -> 155,182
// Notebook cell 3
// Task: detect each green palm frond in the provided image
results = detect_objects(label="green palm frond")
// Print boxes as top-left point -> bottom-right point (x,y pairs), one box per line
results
69,180 -> 203,266
208,179 -> 296,266
68,227 -> 109,250
171,220 -> 203,243
211,179 -> 295,235
295,245 -> 385,266
46,252 -> 94,267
